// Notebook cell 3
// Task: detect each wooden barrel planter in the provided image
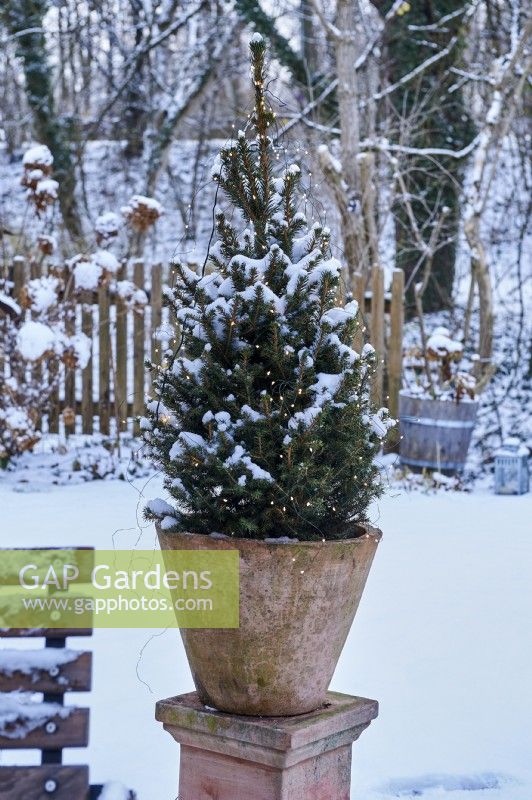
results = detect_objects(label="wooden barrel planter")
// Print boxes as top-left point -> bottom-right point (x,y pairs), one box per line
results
399,392 -> 478,474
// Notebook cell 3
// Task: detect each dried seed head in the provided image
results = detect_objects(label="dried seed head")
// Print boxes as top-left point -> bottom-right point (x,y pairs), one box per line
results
121,194 -> 163,232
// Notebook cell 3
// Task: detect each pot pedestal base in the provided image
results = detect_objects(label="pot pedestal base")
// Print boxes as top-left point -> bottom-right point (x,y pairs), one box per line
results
155,691 -> 378,800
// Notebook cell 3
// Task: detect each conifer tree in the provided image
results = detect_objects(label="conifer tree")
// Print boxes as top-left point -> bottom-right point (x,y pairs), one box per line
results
144,35 -> 394,541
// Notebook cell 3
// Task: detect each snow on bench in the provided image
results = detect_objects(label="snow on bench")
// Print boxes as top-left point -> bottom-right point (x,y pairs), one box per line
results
0,691 -> 74,740
0,646 -> 92,692
0,647 -> 78,678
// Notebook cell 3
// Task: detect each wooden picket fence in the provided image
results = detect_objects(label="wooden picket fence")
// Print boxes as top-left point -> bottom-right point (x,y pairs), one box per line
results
7,260 -> 404,436
9,257 -> 165,438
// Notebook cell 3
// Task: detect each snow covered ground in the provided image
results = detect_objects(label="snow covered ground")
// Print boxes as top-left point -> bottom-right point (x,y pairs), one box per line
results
0,476 -> 530,800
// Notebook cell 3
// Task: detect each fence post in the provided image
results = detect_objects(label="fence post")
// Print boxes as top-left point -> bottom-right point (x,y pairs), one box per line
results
47,358 -> 60,434
81,289 -> 93,434
4,258 -> 26,385
8,258 -> 27,392
30,261 -> 43,432
388,269 -> 404,423
133,261 -> 145,435
98,284 -> 111,435
150,263 -> 162,395
370,265 -> 385,407
41,263 -> 58,434
12,256 -> 26,305
115,263 -> 128,432
63,266 -> 76,436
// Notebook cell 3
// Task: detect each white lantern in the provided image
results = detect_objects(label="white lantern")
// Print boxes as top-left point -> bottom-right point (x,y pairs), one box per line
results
494,438 -> 529,495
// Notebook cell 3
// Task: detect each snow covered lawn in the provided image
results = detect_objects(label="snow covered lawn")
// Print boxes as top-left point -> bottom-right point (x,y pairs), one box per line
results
0,478 -> 530,800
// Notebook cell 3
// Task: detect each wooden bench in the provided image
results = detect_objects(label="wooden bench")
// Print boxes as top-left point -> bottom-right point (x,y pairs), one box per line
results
0,548 -> 103,799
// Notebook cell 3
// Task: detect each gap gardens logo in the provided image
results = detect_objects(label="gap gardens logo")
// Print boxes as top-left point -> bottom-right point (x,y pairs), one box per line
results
0,549 -> 239,629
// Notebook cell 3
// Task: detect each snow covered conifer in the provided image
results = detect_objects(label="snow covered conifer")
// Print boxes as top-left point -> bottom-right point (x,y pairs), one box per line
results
144,35 -> 394,540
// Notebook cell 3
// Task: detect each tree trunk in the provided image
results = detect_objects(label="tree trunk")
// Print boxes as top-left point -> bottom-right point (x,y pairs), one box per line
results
335,1 -> 360,190
329,0 -> 368,279
300,0 -> 318,81
462,18 -> 532,386
376,0 -> 472,313
123,0 -> 148,159
318,146 -> 362,278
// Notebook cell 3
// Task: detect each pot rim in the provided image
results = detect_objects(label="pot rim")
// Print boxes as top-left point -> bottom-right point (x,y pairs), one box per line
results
156,520 -> 382,547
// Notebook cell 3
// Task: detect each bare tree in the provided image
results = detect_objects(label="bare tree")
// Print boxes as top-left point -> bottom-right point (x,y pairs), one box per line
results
463,6 -> 531,384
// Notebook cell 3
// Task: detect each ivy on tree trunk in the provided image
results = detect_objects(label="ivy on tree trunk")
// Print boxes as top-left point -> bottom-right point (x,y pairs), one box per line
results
377,0 -> 474,312
3,0 -> 84,244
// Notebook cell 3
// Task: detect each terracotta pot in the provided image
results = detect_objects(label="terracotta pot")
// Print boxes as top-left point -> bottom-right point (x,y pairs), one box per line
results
157,524 -> 381,717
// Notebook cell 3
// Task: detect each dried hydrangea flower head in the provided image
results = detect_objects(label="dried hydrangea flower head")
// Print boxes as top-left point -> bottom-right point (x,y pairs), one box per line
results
121,195 -> 163,233
21,145 -> 59,216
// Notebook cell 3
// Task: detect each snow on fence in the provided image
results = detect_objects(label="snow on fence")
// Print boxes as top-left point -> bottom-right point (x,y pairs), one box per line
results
7,259 -> 404,436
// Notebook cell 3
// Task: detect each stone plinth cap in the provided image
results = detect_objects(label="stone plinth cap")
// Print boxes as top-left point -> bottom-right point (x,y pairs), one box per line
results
155,692 -> 378,769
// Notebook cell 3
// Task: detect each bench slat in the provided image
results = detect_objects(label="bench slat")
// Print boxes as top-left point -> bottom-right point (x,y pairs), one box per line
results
0,651 -> 92,693
0,765 -> 89,799
0,707 -> 89,750
0,627 -> 93,638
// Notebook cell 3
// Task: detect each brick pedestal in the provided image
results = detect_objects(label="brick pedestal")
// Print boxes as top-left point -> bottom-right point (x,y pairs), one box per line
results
155,691 -> 378,800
